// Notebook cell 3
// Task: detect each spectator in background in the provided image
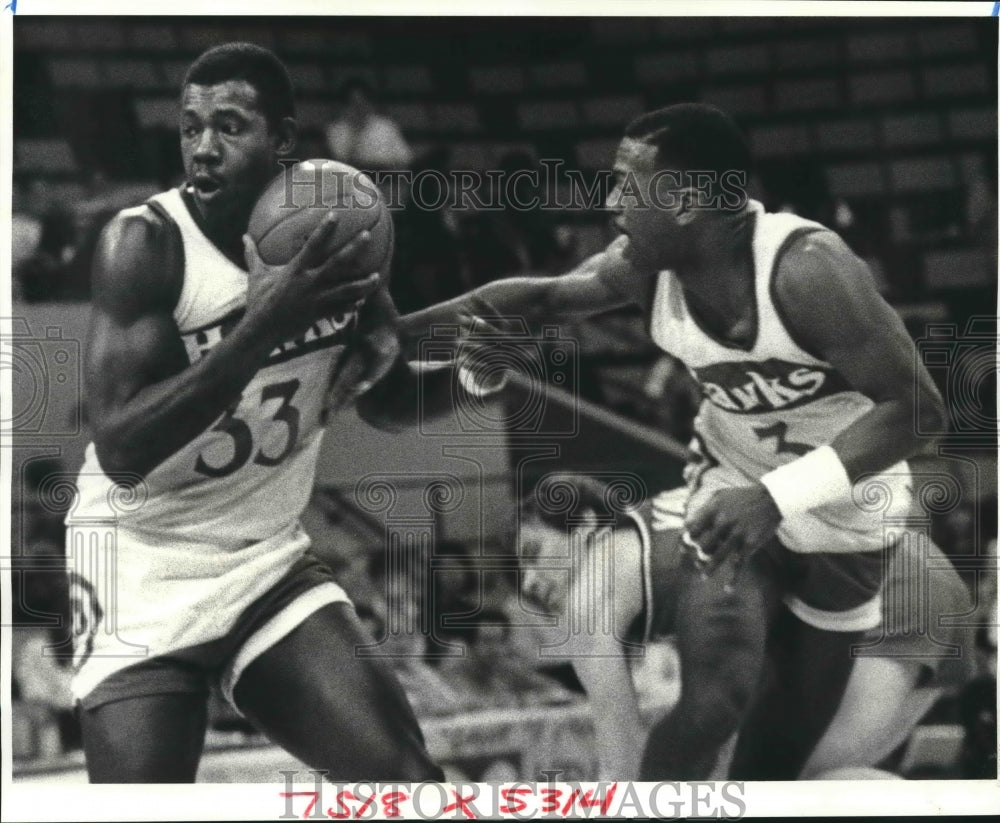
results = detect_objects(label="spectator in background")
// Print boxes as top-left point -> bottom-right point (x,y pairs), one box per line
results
392,147 -> 471,314
463,151 -> 573,286
325,77 -> 413,176
14,206 -> 78,303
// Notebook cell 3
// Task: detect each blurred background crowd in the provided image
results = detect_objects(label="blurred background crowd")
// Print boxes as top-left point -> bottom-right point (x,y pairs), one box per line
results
9,15 -> 997,780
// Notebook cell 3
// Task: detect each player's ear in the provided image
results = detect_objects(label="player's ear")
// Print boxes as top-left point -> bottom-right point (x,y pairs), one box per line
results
675,186 -> 699,226
273,116 -> 297,156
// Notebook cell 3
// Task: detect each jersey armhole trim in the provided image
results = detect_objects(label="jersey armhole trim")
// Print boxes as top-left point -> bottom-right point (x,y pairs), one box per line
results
145,196 -> 187,318
768,226 -> 829,362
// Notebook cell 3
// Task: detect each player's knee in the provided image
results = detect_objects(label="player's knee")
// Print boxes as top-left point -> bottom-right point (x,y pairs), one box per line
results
677,682 -> 752,743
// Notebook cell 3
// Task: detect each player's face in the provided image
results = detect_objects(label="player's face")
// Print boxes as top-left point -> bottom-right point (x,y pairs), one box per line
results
519,518 -> 571,613
608,138 -> 684,272
180,80 -> 285,222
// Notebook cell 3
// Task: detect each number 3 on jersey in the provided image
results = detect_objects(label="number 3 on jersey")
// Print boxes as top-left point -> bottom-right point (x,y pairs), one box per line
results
753,421 -> 811,457
195,379 -> 301,478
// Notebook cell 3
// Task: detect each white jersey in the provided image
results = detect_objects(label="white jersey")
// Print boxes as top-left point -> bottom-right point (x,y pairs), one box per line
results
68,187 -> 357,697
648,200 -> 912,548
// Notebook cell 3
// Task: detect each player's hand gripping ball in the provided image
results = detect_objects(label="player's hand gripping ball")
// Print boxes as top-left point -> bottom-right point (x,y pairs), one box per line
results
248,160 -> 398,404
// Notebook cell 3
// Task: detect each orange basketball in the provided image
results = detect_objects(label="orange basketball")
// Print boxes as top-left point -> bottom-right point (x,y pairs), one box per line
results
247,159 -> 393,272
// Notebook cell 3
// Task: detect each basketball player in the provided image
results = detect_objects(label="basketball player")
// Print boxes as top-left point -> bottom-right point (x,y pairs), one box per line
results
400,103 -> 948,779
70,43 -> 449,782
517,476 -> 976,780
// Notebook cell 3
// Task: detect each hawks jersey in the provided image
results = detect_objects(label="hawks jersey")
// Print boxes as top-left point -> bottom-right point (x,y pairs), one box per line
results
648,200 -> 912,546
67,187 -> 358,696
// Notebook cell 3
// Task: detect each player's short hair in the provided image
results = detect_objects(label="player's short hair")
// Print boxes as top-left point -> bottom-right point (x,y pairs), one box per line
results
183,42 -> 295,129
625,103 -> 751,187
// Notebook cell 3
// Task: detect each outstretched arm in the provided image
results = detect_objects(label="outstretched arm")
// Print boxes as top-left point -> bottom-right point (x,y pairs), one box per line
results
398,236 -> 638,351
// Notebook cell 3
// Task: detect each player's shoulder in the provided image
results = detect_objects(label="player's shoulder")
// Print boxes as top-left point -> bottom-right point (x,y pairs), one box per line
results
772,225 -> 871,307
93,203 -> 183,314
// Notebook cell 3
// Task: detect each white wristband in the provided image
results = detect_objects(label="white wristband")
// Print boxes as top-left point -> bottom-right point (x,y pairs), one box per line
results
759,445 -> 852,519
457,362 -> 507,399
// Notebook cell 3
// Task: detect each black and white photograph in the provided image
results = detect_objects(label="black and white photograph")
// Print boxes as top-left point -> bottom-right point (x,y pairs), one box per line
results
3,2 -> 998,818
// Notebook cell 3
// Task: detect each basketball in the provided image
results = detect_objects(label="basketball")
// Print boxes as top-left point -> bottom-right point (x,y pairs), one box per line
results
247,158 -> 393,272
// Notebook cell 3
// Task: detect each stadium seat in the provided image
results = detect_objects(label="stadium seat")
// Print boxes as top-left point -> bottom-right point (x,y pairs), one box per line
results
330,67 -> 379,92
706,45 -> 770,75
773,78 -> 840,111
287,64 -> 326,93
826,162 -> 886,197
134,98 -> 181,130
126,23 -> 180,51
923,248 -> 993,289
102,60 -> 161,90
581,95 -> 644,127
850,70 -> 917,105
576,138 -> 619,171
889,156 -> 956,192
179,26 -> 236,51
701,85 -> 767,115
517,100 -> 581,131
382,102 -> 432,132
447,142 -> 495,171
590,19 -> 652,44
774,38 -> 841,69
295,101 -> 332,131
75,21 -> 126,50
162,61 -> 192,89
922,64 -> 990,98
750,124 -> 813,157
468,66 -> 526,95
882,113 -> 943,147
14,20 -> 77,49
948,109 -> 997,140
528,62 -> 587,90
633,53 -> 700,86
915,24 -> 978,56
816,119 -> 878,151
428,104 -> 480,134
14,139 -> 78,173
847,31 -> 911,64
383,65 -> 434,94
48,58 -> 102,90
653,18 -> 715,40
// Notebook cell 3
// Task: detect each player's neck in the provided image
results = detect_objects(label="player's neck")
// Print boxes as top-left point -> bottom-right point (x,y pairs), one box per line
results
675,211 -> 755,310
182,187 -> 251,269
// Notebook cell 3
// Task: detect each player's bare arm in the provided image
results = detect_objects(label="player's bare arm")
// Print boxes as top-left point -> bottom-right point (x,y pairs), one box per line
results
686,231 -> 947,563
87,208 -> 379,476
398,235 -> 637,351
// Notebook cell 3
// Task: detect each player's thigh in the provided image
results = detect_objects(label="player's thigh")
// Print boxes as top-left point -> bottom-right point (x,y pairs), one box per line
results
802,658 -> 938,777
80,692 -> 208,783
232,601 -> 441,781
673,551 -> 783,701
